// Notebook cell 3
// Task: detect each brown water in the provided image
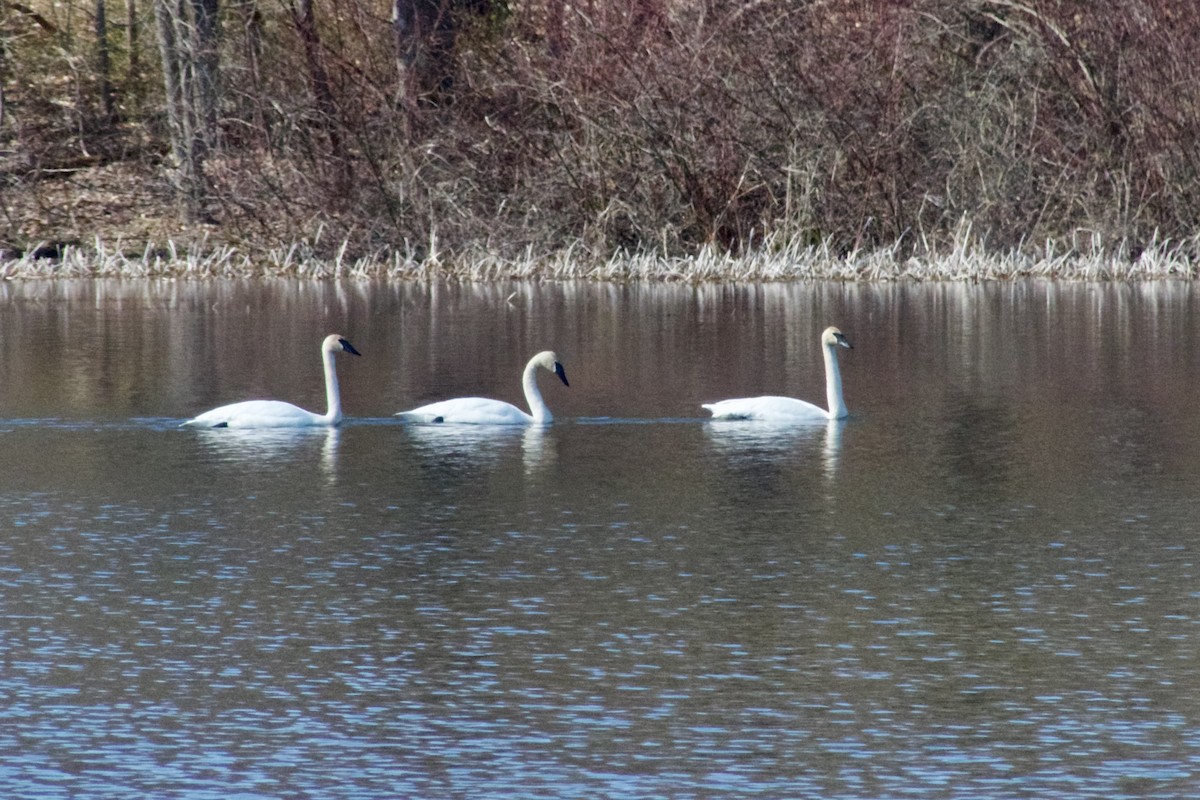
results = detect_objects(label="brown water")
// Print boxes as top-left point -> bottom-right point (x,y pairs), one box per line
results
0,279 -> 1199,798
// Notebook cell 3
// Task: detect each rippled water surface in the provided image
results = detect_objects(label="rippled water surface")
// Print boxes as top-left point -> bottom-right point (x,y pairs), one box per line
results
2,279 -> 1200,798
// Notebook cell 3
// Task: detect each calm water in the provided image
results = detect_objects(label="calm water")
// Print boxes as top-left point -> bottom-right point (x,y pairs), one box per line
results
1,279 -> 1200,798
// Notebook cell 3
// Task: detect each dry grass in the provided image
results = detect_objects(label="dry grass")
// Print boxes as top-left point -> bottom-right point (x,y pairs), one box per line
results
3,228 -> 1194,281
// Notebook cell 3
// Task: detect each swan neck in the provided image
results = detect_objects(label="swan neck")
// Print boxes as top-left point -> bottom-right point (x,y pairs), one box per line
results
323,347 -> 342,424
523,359 -> 551,423
823,341 -> 848,420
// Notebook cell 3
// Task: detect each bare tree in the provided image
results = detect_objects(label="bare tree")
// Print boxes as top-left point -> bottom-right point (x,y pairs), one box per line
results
152,0 -> 220,220
233,0 -> 265,135
287,0 -> 348,187
126,0 -> 140,85
393,0 -> 444,115
190,0 -> 219,142
392,0 -> 492,111
94,0 -> 115,120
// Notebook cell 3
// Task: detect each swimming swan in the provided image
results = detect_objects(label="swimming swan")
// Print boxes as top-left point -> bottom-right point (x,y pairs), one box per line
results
702,326 -> 852,421
183,334 -> 361,428
396,350 -> 569,425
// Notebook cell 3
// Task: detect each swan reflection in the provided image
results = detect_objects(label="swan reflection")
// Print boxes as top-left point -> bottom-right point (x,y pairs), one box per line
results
192,425 -> 341,478
704,417 -> 844,486
821,418 -> 844,483
402,420 -> 556,475
520,424 -> 556,476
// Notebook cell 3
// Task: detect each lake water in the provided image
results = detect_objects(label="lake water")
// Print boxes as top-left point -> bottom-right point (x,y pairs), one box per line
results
1,278 -> 1199,798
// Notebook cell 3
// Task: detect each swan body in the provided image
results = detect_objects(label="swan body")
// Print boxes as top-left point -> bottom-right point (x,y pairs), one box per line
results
397,350 -> 569,425
703,326 -> 852,421
702,395 -> 831,421
184,334 -> 361,428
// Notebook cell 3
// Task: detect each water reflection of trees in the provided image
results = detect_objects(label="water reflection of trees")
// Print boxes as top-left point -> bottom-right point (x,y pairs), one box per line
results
935,390 -> 1014,504
3,278 -> 1200,495
0,279 -> 373,420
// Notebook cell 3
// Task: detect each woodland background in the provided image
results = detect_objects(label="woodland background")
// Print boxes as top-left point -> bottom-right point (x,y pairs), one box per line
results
1,0 -> 1197,268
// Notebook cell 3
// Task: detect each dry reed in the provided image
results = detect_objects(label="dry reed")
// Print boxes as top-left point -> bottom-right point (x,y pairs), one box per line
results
2,230 -> 1195,282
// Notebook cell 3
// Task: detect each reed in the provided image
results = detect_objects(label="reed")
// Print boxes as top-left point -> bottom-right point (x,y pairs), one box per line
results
1,229 -> 1195,282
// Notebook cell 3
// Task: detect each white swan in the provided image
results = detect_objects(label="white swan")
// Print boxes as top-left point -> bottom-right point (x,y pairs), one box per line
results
396,350 -> 569,425
702,326 -> 852,421
183,334 -> 361,428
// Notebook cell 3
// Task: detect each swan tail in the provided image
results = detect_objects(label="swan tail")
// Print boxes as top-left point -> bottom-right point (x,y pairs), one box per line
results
181,416 -> 227,428
702,402 -> 749,420
396,411 -> 444,424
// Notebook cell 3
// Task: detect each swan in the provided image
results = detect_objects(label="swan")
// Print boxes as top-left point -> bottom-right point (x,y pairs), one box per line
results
396,350 -> 569,425
183,334 -> 361,428
702,326 -> 852,421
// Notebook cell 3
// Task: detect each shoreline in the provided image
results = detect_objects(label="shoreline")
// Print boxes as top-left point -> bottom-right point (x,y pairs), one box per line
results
0,236 -> 1195,282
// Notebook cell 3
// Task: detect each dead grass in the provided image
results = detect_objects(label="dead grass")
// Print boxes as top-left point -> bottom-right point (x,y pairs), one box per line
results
2,226 -> 1194,282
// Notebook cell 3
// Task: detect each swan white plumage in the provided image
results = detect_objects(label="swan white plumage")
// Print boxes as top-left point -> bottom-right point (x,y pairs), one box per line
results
183,334 -> 361,428
702,326 -> 852,421
396,350 -> 569,425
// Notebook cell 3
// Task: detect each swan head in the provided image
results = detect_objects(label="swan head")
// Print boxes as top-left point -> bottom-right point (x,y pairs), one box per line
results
323,334 -> 362,357
532,350 -> 569,387
822,327 -> 852,350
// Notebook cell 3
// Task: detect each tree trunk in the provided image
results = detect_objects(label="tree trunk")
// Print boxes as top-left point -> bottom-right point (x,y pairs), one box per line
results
392,0 -> 420,115
0,1 -> 6,130
290,0 -> 349,189
153,0 -> 215,221
546,0 -> 565,56
190,0 -> 220,149
126,0 -> 140,86
95,0 -> 116,121
392,0 -> 458,110
236,0 -> 267,139
153,0 -> 186,165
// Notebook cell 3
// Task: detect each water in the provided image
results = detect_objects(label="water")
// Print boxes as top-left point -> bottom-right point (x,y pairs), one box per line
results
1,279 -> 1199,798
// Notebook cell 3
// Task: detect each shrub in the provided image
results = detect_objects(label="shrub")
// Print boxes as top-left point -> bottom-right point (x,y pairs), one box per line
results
2,0 -> 1198,267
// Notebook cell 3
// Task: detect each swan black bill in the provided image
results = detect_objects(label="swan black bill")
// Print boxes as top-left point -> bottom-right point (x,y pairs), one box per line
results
554,362 -> 569,387
835,333 -> 853,349
340,339 -> 362,356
